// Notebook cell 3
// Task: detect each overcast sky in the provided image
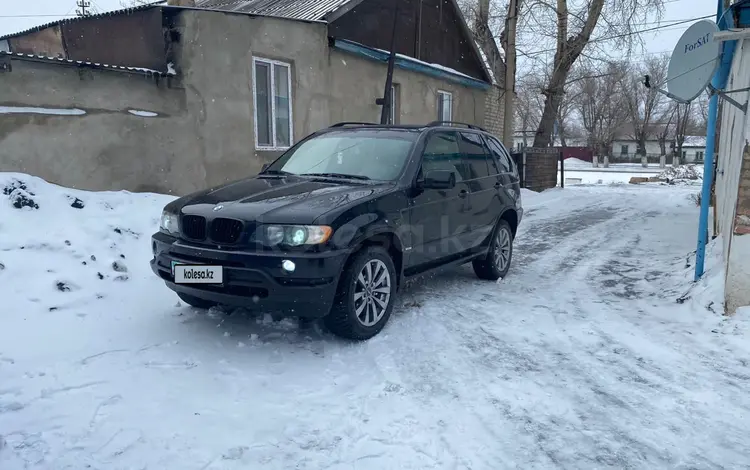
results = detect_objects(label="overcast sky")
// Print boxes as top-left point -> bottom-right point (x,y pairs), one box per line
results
0,0 -> 718,66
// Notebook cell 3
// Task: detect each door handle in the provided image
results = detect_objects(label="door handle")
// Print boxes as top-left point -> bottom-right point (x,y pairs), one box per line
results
459,189 -> 468,198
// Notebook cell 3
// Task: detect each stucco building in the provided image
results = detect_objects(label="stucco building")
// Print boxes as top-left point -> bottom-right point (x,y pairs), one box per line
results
0,0 -> 506,195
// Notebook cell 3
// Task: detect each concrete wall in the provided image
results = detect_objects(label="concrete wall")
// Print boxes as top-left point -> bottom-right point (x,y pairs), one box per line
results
0,62 -> 196,195
716,37 -> 750,314
1,9 -> 496,195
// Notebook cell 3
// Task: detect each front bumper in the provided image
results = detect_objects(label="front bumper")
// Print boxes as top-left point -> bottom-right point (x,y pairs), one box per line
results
150,232 -> 349,318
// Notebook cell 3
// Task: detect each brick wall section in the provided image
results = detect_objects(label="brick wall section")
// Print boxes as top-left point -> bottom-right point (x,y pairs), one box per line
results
483,84 -> 506,142
734,142 -> 750,235
524,149 -> 559,192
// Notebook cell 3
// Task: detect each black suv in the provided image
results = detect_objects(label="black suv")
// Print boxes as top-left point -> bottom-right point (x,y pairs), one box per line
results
150,122 -> 523,339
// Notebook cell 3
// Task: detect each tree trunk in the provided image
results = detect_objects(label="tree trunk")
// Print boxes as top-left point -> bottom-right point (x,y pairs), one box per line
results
533,0 -> 605,147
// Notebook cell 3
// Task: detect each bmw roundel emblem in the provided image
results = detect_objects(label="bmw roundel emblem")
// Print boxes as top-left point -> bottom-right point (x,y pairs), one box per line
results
213,204 -> 224,212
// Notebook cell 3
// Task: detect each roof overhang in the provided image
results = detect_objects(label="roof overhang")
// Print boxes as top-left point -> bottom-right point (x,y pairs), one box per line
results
0,51 -> 173,77
329,38 -> 491,90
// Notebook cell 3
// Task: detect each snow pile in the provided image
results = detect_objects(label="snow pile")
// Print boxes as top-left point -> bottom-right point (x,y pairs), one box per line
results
561,157 -> 591,167
0,173 -> 174,316
657,164 -> 702,184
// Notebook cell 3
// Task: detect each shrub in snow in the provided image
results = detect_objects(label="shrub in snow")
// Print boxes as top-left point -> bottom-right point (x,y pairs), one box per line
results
3,179 -> 38,209
56,281 -> 74,292
112,260 -> 128,273
69,197 -> 85,209
657,165 -> 702,184
0,262 -> 4,271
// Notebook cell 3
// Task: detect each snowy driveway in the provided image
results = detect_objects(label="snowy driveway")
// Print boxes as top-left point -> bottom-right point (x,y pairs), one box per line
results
2,177 -> 750,469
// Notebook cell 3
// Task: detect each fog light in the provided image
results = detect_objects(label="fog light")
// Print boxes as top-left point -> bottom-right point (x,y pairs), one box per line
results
282,260 -> 296,273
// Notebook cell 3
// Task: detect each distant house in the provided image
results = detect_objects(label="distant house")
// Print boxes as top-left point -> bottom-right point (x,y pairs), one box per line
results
611,136 -> 706,163
0,0 -> 506,195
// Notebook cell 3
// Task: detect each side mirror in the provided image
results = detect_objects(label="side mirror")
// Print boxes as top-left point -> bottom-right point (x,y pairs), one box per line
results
422,170 -> 455,190
261,163 -> 270,172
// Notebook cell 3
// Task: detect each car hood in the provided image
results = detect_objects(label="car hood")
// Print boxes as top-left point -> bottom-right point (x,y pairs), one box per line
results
175,175 -> 391,224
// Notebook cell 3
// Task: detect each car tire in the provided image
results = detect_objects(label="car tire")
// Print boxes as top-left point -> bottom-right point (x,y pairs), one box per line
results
177,292 -> 217,310
325,246 -> 397,340
472,219 -> 513,281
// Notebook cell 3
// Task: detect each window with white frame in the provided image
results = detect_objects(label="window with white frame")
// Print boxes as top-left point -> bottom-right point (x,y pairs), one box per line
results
253,57 -> 293,150
437,90 -> 452,122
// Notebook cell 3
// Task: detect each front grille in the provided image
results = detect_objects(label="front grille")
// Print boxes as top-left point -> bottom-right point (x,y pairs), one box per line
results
181,215 -> 207,240
210,218 -> 244,244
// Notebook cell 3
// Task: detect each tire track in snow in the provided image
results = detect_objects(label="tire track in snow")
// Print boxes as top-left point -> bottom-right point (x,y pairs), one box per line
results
382,190 -> 727,468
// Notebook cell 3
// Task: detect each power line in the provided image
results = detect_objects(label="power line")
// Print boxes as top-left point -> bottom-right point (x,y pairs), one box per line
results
519,14 -> 714,58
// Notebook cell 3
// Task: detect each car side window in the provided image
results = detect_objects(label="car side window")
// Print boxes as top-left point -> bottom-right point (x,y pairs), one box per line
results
458,132 -> 490,180
420,131 -> 463,183
486,137 -> 512,173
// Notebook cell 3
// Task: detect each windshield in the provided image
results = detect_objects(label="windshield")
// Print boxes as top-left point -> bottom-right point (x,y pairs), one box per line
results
265,129 -> 418,181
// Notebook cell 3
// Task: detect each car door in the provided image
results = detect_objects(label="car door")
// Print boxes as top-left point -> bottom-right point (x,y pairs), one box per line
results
457,131 -> 497,251
407,131 -> 470,269
485,135 -> 521,211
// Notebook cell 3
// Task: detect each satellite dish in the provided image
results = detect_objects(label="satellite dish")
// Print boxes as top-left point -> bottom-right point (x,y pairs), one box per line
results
667,19 -> 721,102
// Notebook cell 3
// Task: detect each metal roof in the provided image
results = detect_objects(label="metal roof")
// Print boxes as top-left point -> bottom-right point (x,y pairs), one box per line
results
0,2 -> 166,41
0,51 -> 173,77
194,0 -> 357,21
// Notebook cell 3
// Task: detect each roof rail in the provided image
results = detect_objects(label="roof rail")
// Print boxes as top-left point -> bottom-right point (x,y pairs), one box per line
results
427,121 -> 487,132
328,122 -> 379,128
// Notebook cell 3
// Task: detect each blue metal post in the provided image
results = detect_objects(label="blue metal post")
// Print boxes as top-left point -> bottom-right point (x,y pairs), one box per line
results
695,0 -> 731,281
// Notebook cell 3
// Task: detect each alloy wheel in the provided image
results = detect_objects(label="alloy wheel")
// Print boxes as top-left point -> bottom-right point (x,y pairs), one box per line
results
494,227 -> 511,272
353,259 -> 392,327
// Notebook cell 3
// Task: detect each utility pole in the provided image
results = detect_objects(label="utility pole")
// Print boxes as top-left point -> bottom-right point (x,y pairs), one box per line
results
377,2 -> 400,125
76,0 -> 92,17
502,0 -> 519,147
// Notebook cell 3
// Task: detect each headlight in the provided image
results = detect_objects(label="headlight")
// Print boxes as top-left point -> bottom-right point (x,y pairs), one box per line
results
160,211 -> 179,234
263,225 -> 332,246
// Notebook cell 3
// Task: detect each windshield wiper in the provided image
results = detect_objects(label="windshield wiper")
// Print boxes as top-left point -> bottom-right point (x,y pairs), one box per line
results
301,172 -> 371,181
261,169 -> 294,176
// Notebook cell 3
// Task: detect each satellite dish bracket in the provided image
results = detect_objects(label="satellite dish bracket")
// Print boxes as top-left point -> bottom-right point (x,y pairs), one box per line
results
642,74 -> 691,104
707,83 -> 748,114
642,75 -> 747,113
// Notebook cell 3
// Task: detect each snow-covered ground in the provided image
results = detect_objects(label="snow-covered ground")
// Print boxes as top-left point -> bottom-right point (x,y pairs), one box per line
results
559,160 -> 704,186
2,173 -> 750,469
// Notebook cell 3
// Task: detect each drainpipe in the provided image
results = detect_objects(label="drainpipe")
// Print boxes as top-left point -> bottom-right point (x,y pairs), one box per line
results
695,0 -> 734,281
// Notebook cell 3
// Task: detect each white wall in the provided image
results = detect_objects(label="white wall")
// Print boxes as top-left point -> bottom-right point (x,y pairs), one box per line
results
715,37 -> 750,314
611,140 -> 705,161
612,140 -> 662,157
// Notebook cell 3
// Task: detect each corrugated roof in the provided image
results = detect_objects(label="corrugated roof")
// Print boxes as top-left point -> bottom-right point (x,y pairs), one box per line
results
1,50 -> 173,76
194,0 -> 356,21
0,2 -> 167,41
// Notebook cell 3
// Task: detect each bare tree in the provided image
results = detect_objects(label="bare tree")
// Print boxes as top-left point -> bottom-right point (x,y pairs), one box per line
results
524,0 -> 665,147
693,90 -> 710,130
471,0 -> 507,88
673,102 -> 693,165
655,101 -> 677,157
621,55 -> 668,158
515,73 -> 544,145
574,61 -> 628,158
